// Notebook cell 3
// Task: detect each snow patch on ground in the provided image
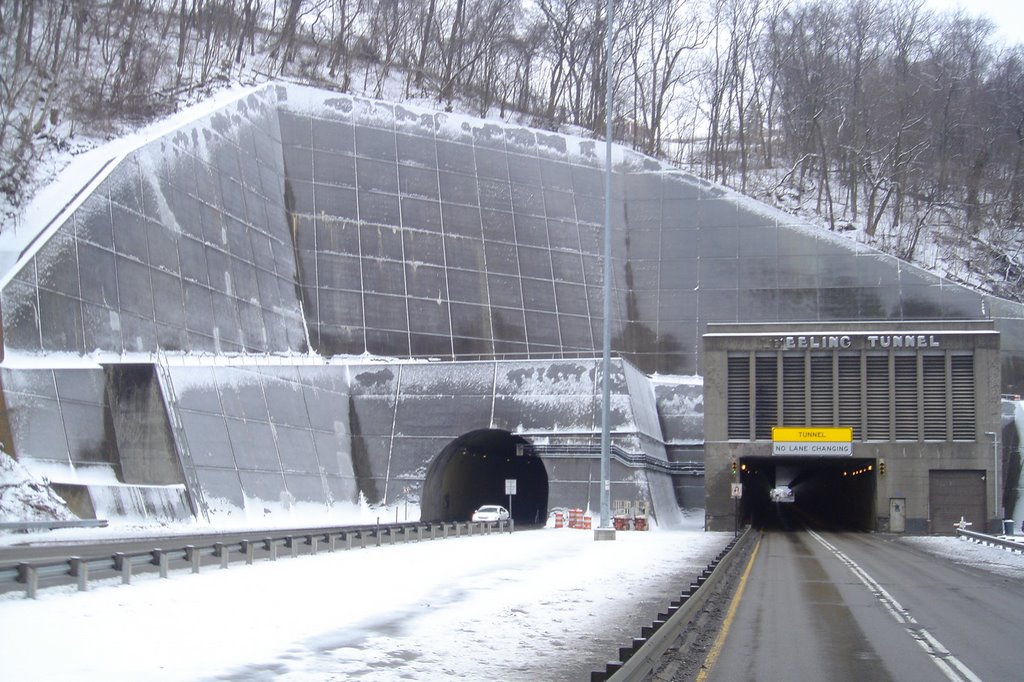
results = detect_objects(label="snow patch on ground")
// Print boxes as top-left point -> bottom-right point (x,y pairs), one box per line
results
901,535 -> 1024,578
0,451 -> 74,523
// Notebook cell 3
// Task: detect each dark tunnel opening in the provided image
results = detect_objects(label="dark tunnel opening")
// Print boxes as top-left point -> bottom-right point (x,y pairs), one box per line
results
420,430 -> 549,524
740,456 -> 877,531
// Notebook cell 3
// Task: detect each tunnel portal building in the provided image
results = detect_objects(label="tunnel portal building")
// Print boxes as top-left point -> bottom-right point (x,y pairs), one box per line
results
703,321 -> 1003,533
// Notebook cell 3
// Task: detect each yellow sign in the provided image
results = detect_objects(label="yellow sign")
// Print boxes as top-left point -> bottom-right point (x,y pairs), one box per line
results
772,426 -> 852,442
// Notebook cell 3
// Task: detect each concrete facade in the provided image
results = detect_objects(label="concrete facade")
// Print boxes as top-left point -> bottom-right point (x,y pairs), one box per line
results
703,321 -> 1002,533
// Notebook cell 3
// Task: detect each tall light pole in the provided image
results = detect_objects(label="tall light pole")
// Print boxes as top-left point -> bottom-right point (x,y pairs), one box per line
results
595,0 -> 616,542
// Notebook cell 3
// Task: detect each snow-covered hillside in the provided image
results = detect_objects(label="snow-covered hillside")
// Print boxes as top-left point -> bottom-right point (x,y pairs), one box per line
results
0,451 -> 74,523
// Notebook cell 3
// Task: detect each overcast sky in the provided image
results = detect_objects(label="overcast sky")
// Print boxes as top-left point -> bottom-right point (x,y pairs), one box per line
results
926,0 -> 1024,46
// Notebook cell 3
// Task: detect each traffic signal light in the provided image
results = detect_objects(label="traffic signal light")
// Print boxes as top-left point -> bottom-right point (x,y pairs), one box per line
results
879,459 -> 886,476
731,460 -> 738,475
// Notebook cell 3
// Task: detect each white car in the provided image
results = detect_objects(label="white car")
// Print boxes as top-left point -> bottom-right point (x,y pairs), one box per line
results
472,505 -> 510,522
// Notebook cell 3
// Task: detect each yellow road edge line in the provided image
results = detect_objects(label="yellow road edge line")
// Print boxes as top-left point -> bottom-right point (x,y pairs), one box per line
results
695,532 -> 762,682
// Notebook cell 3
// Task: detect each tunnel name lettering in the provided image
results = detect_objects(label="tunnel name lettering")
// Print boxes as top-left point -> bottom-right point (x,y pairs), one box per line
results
780,335 -> 852,350
768,333 -> 942,350
866,334 -> 940,348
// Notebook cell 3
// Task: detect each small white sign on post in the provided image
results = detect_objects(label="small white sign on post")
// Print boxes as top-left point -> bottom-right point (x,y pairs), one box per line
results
505,479 -> 517,525
731,483 -> 743,499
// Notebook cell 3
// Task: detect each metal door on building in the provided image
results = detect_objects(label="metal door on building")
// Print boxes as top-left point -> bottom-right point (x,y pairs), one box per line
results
889,498 -> 906,533
929,470 -> 987,534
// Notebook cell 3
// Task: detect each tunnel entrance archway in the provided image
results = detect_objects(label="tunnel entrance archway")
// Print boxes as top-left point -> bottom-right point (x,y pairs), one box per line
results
739,456 -> 877,531
420,430 -> 548,524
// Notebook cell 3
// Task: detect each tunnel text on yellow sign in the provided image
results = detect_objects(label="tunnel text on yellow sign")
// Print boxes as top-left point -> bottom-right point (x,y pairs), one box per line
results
772,426 -> 853,442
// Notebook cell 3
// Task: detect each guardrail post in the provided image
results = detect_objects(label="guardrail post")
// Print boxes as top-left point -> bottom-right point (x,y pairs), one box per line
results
264,538 -> 277,561
114,552 -> 131,584
18,563 -> 38,599
308,535 -> 319,555
185,545 -> 200,573
241,540 -> 255,565
214,543 -> 229,569
70,557 -> 89,591
285,536 -> 298,558
327,534 -> 337,552
152,550 -> 169,578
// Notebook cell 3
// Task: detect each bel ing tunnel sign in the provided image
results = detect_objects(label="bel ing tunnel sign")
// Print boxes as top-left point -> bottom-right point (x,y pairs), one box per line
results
772,426 -> 853,456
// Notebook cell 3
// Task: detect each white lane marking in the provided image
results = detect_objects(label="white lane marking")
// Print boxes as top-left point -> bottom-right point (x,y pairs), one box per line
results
808,530 -> 981,682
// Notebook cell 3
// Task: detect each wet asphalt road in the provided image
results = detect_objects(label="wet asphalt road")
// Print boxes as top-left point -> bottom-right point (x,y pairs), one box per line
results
694,530 -> 1024,682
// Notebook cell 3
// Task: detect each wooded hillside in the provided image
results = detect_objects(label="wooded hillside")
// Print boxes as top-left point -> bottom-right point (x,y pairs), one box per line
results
2,0 -> 1020,300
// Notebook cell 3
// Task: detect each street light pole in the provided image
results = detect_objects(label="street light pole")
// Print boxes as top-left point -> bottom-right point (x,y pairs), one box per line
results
595,0 -> 616,542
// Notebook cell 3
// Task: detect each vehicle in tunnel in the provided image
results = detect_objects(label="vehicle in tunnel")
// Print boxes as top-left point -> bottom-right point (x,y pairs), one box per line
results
420,429 -> 548,524
739,456 -> 877,531
471,505 -> 510,522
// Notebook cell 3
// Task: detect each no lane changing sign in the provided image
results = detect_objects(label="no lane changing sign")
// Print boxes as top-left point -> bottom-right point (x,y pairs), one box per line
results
772,426 -> 853,456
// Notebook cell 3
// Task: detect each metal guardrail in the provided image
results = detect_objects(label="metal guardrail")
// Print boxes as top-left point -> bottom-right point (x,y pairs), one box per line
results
592,528 -> 752,682
1,519 -> 512,599
955,528 -> 1024,553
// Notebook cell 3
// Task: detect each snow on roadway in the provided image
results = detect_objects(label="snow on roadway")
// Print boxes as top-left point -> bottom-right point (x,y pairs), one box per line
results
0,516 -> 731,681
4,527 -> 1022,682
5,452 -> 1024,681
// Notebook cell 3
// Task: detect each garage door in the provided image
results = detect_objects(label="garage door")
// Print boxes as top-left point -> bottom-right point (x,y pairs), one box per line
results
929,470 -> 987,534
